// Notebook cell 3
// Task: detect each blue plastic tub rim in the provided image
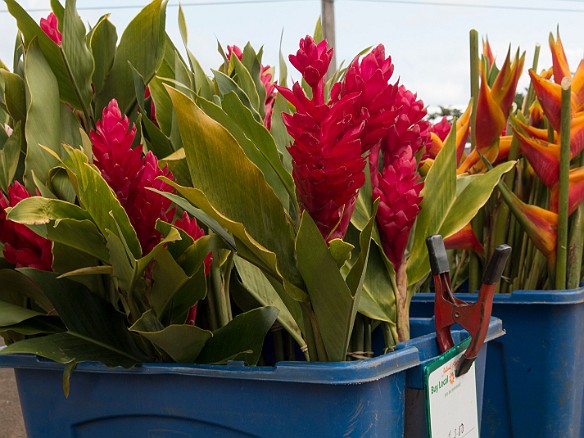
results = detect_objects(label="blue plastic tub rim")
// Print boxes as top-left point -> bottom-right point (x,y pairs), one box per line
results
413,284 -> 584,306
0,344 -> 420,385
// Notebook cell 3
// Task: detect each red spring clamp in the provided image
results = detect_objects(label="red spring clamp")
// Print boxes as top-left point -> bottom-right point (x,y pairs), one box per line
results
426,235 -> 511,376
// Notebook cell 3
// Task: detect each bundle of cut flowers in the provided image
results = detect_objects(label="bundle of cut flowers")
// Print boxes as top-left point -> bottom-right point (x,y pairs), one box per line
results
424,31 -> 584,294
0,0 -> 512,376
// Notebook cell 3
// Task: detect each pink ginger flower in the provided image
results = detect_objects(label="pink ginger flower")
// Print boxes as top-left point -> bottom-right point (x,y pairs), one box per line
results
91,100 -> 175,255
0,182 -> 52,271
331,44 -> 398,153
40,12 -> 62,45
278,37 -> 365,241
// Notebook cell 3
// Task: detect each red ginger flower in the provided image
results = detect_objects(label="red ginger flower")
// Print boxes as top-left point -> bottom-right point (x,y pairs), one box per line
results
372,145 -> 423,270
40,12 -> 62,45
331,44 -> 397,153
0,182 -> 52,271
431,117 -> 452,142
279,38 -> 366,241
227,45 -> 243,61
91,100 -> 175,255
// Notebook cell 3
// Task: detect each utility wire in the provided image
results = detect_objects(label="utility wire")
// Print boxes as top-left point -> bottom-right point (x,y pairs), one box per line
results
2,0 -> 584,13
347,0 -> 584,13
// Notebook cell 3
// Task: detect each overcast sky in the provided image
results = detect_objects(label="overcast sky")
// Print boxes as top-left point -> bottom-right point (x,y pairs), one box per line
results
0,0 -> 583,107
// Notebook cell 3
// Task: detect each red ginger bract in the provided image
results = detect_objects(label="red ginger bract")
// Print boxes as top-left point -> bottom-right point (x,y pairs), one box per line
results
371,86 -> 428,270
0,182 -> 52,271
40,12 -> 62,45
279,37 -> 366,241
91,100 -> 176,255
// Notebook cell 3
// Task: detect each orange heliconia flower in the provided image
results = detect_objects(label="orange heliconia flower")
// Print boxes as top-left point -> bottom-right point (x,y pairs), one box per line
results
444,223 -> 484,256
475,49 -> 525,154
550,167 -> 584,215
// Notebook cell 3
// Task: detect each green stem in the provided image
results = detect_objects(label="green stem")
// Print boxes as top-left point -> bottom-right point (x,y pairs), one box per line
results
469,29 -> 482,293
567,152 -> 584,288
364,317 -> 372,358
555,78 -> 572,290
209,252 -> 230,327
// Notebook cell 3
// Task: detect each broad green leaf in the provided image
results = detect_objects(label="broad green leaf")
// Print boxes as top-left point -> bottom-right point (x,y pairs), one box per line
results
0,300 -> 43,326
0,332 -> 141,367
89,15 -> 117,95
241,43 -> 266,115
406,127 -> 515,287
50,0 -> 64,23
52,242 -> 108,298
130,310 -> 211,363
230,55 -> 261,115
313,17 -> 323,43
177,5 -> 188,47
328,238 -> 354,268
23,40 -> 61,191
186,50 -> 213,100
61,0 -> 94,118
165,87 -> 301,286
96,0 -> 167,115
0,70 -> 26,123
295,212 -> 355,362
0,315 -> 64,335
149,75 -> 174,137
7,198 -> 110,261
351,163 -> 383,246
48,166 -> 76,203
152,188 -> 235,250
106,233 -> 134,293
150,247 -> 189,319
4,0 -> 83,108
180,234 -> 226,276
357,242 -> 397,323
158,148 -> 191,186
0,121 -> 21,192
63,146 -> 141,258
211,69 -> 260,121
270,93 -> 293,173
196,306 -> 279,365
440,162 -> 516,238
234,257 -> 304,347
7,268 -> 54,312
135,227 -> 181,280
195,93 -> 292,208
7,196 -> 92,223
3,272 -> 148,366
59,104 -> 83,151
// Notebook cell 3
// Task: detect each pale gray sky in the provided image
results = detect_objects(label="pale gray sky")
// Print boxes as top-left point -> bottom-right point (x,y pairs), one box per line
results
0,0 -> 583,107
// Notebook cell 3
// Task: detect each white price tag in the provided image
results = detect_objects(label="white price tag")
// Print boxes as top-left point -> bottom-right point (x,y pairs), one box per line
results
424,339 -> 480,438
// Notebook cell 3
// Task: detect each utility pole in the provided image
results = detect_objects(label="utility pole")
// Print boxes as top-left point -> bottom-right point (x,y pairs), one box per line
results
321,0 -> 337,75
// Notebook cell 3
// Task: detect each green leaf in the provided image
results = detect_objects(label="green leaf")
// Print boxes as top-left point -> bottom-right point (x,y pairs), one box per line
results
328,238 -> 354,268
63,146 -> 141,258
0,315 -> 64,335
241,43 -> 266,116
4,0 -> 83,108
130,310 -> 212,363
177,5 -> 188,47
96,0 -> 167,115
61,0 -> 94,118
406,127 -> 515,287
211,69 -> 260,121
295,212 -> 354,362
59,104 -> 83,151
230,55 -> 261,115
234,257 -> 304,347
165,87 -> 301,286
23,40 -> 61,191
0,300 -> 43,326
159,148 -> 191,186
196,93 -> 294,208
89,15 -> 117,95
0,332 -> 141,367
7,196 -> 92,223
313,17 -> 323,43
196,306 -> 279,365
0,121 -> 21,192
2,272 -> 148,366
48,166 -> 76,203
270,93 -> 293,173
7,268 -> 54,312
50,0 -> 64,23
186,50 -> 213,100
0,70 -> 26,123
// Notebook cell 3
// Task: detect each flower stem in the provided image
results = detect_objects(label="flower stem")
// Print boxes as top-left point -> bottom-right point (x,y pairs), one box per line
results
522,44 -> 540,115
555,77 -> 572,290
469,29 -> 482,293
567,152 -> 584,289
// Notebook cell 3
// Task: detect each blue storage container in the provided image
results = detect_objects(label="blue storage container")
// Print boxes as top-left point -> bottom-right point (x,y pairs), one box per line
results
411,287 -> 584,438
0,318 -> 504,438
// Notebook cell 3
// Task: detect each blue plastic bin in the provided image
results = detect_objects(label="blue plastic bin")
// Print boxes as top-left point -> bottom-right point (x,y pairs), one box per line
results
411,287 -> 584,438
0,317 -> 503,438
